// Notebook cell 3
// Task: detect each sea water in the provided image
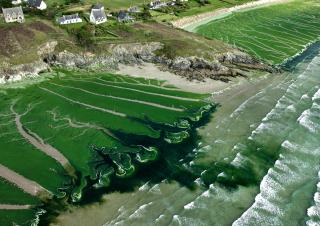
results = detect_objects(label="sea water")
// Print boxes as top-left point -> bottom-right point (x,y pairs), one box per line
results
53,50 -> 320,226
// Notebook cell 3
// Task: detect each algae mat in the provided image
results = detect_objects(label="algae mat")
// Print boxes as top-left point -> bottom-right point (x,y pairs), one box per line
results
0,70 -> 214,225
195,0 -> 320,64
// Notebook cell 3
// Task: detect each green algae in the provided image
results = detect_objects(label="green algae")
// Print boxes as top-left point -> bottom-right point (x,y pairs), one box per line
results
195,0 -> 320,64
0,70 -> 214,224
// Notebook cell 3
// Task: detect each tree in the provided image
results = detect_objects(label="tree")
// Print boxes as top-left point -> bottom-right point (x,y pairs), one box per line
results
141,5 -> 151,20
0,0 -> 12,8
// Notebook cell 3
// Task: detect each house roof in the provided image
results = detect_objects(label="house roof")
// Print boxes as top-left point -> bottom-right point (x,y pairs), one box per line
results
92,3 -> 104,9
27,0 -> 43,7
118,11 -> 129,19
57,14 -> 81,23
128,6 -> 139,12
91,8 -> 106,21
2,6 -> 23,17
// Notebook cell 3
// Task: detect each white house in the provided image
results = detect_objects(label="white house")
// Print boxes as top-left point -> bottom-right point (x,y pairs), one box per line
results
90,4 -> 107,25
11,0 -> 22,5
57,14 -> 82,25
149,0 -> 167,9
25,0 -> 47,10
2,6 -> 24,23
128,6 -> 140,13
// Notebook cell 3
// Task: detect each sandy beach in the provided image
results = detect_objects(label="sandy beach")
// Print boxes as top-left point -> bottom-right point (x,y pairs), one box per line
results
172,0 -> 292,31
115,63 -> 247,95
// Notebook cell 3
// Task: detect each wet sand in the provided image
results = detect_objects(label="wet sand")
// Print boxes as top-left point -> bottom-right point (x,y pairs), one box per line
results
115,63 -> 246,94
0,164 -> 49,198
0,204 -> 32,210
10,104 -> 76,177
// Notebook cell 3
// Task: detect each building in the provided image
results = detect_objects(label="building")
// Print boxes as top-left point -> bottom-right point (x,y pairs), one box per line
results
25,0 -> 47,10
117,11 -> 134,23
128,6 -> 140,13
57,14 -> 82,25
90,4 -> 107,25
12,0 -> 22,5
2,6 -> 24,23
149,0 -> 167,9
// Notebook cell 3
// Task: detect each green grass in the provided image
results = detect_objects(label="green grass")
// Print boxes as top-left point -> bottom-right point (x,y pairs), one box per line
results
85,0 -> 146,11
0,71 -> 213,224
195,0 -> 320,64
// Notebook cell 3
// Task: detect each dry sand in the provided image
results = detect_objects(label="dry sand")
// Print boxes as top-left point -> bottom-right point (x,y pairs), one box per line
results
172,0 -> 293,31
115,63 -> 246,95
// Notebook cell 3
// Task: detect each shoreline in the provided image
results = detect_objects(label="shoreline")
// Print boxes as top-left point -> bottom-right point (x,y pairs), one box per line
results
50,63 -> 281,226
115,63 -> 249,94
172,0 -> 293,31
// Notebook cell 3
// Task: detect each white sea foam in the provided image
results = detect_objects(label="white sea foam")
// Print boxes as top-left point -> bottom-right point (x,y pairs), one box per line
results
233,55 -> 320,226
298,109 -> 318,133
286,104 -> 296,112
231,153 -> 246,167
138,181 -> 150,191
149,184 -> 162,195
172,215 -> 207,226
194,178 -> 202,186
155,214 -> 166,223
201,190 -> 211,198
312,89 -> 320,101
184,201 -> 196,210
128,202 -> 153,219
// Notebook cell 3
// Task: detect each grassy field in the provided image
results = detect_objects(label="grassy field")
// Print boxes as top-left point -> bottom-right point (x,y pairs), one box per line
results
0,71 -> 213,224
195,0 -> 320,64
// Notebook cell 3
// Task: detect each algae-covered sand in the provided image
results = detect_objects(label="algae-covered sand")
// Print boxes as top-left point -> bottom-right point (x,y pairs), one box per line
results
0,70 -> 214,225
195,0 -> 320,64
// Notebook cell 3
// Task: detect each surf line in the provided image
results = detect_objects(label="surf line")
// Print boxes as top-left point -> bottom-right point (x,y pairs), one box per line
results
0,164 -> 51,199
10,103 -> 77,177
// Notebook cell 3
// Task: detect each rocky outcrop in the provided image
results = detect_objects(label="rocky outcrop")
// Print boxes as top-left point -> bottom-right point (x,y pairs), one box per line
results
44,42 -> 163,70
43,42 -> 272,83
1,41 -> 273,84
0,61 -> 49,84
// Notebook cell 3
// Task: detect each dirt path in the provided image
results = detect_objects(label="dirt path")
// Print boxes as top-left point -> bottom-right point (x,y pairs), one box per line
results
0,204 -> 32,210
172,0 -> 293,30
0,164 -> 50,199
10,104 -> 77,177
